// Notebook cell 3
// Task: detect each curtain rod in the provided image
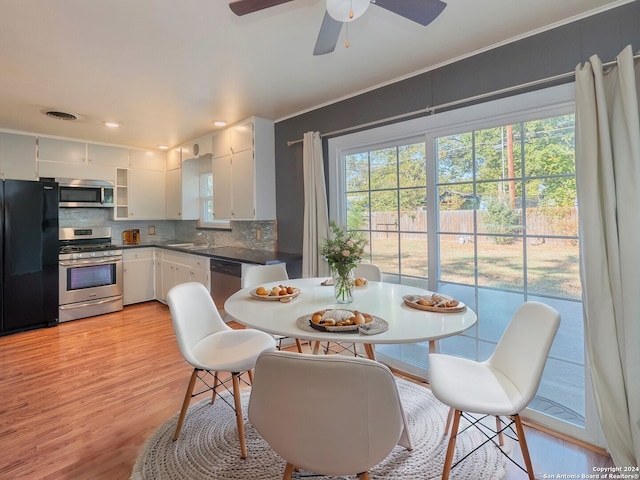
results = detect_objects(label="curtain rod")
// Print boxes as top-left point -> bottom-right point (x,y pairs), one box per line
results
286,53 -> 640,147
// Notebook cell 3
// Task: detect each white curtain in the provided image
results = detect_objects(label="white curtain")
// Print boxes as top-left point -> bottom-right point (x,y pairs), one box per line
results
302,131 -> 330,277
575,45 -> 640,467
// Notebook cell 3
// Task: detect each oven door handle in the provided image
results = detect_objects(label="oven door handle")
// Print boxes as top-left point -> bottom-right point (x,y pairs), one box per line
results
60,257 -> 122,267
59,295 -> 123,310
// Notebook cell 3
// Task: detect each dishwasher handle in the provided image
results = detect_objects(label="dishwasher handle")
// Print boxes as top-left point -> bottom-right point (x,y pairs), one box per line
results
210,258 -> 243,277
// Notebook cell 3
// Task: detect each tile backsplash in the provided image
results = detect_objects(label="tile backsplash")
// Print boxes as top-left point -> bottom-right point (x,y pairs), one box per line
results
58,208 -> 277,250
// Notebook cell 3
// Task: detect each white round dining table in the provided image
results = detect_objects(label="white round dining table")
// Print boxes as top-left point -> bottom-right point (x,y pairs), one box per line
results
224,277 -> 477,359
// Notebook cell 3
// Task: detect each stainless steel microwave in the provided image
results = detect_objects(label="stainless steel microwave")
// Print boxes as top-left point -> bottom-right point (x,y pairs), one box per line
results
57,178 -> 115,207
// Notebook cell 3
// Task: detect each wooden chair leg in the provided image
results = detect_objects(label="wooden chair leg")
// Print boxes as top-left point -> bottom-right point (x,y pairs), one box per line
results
173,369 -> 199,441
232,373 -> 248,459
358,472 -> 370,480
514,414 -> 535,480
496,416 -> 504,446
444,407 -> 454,434
312,341 -> 321,355
211,371 -> 220,404
247,369 -> 254,384
283,463 -> 296,480
363,343 -> 376,360
442,409 -> 462,480
295,338 -> 303,353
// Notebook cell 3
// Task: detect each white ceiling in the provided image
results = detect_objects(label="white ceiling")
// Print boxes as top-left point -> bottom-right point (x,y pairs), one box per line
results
0,0 -> 629,151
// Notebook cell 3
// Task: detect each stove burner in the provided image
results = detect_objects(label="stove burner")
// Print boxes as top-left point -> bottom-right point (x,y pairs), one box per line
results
59,243 -> 119,254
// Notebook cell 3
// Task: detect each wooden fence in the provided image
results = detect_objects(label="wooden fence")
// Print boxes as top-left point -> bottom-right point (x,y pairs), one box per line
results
369,207 -> 578,244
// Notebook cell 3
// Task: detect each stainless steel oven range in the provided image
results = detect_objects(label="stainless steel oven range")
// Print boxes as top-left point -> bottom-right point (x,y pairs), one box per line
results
58,227 -> 123,322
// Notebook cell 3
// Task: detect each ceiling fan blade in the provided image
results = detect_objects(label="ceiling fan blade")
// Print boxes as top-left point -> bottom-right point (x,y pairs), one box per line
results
373,0 -> 447,26
313,11 -> 343,56
229,0 -> 294,16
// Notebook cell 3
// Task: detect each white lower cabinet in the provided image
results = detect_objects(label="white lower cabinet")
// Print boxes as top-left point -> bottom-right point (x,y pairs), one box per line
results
154,250 -> 163,301
157,250 -> 210,302
123,248 -> 155,305
122,249 -> 210,305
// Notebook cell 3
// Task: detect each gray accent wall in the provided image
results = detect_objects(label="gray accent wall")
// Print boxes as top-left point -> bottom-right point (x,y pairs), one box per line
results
274,1 -> 640,254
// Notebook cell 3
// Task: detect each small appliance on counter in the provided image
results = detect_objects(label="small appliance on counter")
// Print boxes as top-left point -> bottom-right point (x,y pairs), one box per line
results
122,229 -> 140,245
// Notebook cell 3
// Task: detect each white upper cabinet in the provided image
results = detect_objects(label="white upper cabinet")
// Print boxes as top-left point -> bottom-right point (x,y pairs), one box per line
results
166,147 -> 181,171
37,137 -> 86,163
129,149 -> 165,171
0,132 -> 37,180
229,121 -> 254,153
229,148 -> 255,219
165,167 -> 182,219
37,137 -> 117,182
211,116 -> 275,220
87,144 -> 129,167
211,130 -> 230,159
212,119 -> 254,158
128,168 -> 165,220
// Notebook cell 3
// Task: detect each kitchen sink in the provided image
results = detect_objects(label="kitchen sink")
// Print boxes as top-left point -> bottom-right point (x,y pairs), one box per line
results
167,243 -> 210,250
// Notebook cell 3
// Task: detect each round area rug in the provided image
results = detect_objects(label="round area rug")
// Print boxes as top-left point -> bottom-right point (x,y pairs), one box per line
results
131,378 -> 507,479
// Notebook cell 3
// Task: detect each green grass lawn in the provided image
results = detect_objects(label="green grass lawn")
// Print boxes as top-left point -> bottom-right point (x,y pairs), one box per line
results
370,237 -> 581,300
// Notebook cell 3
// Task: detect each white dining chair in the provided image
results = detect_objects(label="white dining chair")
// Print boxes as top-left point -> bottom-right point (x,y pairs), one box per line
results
167,282 -> 276,459
248,350 -> 412,479
428,301 -> 560,480
352,263 -> 382,282
241,263 -> 290,289
318,262 -> 382,358
241,263 -> 307,353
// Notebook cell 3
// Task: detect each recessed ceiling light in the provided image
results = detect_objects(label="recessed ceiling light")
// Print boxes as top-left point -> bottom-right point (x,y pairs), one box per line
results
213,121 -> 227,127
104,121 -> 121,128
157,145 -> 169,150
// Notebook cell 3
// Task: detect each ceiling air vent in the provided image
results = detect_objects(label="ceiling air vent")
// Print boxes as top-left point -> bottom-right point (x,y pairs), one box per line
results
44,110 -> 78,121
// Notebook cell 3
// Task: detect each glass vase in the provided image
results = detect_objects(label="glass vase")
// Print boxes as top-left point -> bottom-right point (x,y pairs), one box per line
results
332,268 -> 355,304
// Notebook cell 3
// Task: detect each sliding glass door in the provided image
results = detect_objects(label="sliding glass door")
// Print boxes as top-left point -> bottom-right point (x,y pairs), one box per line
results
432,115 -> 586,433
328,84 -> 600,444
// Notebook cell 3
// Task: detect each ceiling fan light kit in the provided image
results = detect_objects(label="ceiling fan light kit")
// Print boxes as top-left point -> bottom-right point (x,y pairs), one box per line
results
229,0 -> 447,56
326,0 -> 370,22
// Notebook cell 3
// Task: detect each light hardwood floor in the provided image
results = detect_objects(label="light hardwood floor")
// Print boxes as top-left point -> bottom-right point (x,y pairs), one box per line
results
0,301 -> 613,480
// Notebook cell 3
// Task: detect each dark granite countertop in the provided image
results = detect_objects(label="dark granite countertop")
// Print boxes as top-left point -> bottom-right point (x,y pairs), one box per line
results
121,243 -> 301,265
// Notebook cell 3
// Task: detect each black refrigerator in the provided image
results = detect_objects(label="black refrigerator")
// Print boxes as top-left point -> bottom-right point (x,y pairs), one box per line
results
0,179 -> 59,335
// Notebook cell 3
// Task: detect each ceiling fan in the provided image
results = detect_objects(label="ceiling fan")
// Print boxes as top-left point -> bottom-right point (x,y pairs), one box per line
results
229,0 -> 447,56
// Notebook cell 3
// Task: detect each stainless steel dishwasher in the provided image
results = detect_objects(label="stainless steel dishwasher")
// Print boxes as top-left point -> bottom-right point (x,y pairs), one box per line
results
210,258 -> 243,313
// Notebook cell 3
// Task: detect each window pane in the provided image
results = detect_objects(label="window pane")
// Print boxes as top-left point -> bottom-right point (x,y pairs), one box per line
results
400,232 -> 428,278
523,115 -> 576,176
370,148 -> 398,190
398,143 -> 426,188
399,188 -> 426,227
475,126 -> 522,181
371,231 -> 399,274
437,132 -> 473,183
371,190 -> 398,227
526,242 -> 580,299
344,140 -> 426,284
346,192 -> 370,230
476,235 -> 524,290
477,185 -> 522,236
346,152 -> 369,191
200,173 -> 213,222
439,233 -> 475,284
